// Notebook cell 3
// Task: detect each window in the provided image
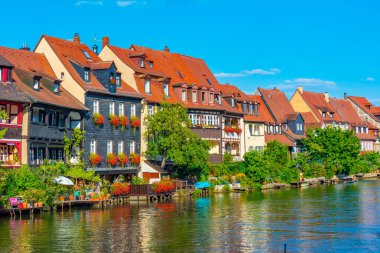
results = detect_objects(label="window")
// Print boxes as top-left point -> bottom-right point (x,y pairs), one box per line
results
285,124 -> 288,130
164,82 -> 169,97
118,103 -> 124,116
300,123 -> 303,131
242,103 -> 247,114
118,141 -> 124,154
32,108 -> 45,123
254,124 -> 260,135
53,82 -> 60,93
116,74 -> 121,86
249,104 -> 253,115
50,112 -> 59,126
90,140 -> 97,154
148,105 -> 154,115
279,126 -> 282,134
84,69 -> 90,82
149,61 -> 153,67
59,114 -> 65,127
254,104 -> 258,116
182,90 -> 187,101
144,79 -> 151,93
0,145 -> 8,162
107,140 -> 113,154
33,78 -> 40,90
130,141 -> 135,153
109,102 -> 115,115
322,112 -> 326,118
192,91 -> 197,102
60,72 -> 65,80
93,100 -> 99,114
201,92 -> 206,102
209,93 -> 214,103
267,124 -> 271,133
231,98 -> 235,107
329,112 -> 334,118
130,104 -> 136,117
249,124 -> 253,136
361,126 -> 364,133
140,58 -> 145,68
217,94 -> 222,105
366,127 -> 369,134
0,68 -> 2,81
82,50 -> 91,60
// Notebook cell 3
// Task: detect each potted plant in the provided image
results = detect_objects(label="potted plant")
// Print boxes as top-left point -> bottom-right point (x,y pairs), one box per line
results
109,114 -> 120,129
89,153 -> 102,167
106,153 -> 117,167
118,153 -> 129,168
120,115 -> 129,131
93,112 -> 105,127
129,153 -> 140,167
0,110 -> 9,124
80,188 -> 86,200
131,116 -> 140,134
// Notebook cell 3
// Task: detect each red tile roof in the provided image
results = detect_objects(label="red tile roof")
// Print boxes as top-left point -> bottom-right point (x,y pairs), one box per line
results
348,96 -> 380,123
297,90 -> 342,123
300,112 -> 319,125
246,95 -> 275,123
258,87 -> 296,123
0,46 -> 86,110
40,35 -> 141,98
265,134 -> 295,147
330,98 -> 363,126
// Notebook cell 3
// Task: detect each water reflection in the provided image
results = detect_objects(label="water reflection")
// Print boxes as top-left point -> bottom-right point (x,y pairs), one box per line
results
1,180 -> 380,252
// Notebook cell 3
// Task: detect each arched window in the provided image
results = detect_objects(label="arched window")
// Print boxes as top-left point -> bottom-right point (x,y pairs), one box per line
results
225,143 -> 231,153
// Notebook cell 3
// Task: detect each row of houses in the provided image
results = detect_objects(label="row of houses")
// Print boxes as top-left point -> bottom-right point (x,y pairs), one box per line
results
1,33 -> 379,180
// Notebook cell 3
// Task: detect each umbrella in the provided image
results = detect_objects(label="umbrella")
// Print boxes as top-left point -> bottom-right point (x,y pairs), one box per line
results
54,176 -> 74,186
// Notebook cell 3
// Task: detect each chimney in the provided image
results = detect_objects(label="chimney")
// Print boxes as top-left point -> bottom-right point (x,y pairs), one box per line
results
324,91 -> 329,102
164,46 -> 169,52
344,92 -> 347,99
20,42 -> 30,51
102,36 -> 110,49
73,33 -> 80,44
297,86 -> 303,94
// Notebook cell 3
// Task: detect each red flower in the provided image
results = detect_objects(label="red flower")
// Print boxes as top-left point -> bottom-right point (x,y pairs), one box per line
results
110,182 -> 131,196
89,153 -> 102,166
93,113 -> 105,126
109,114 -> 120,127
118,153 -> 129,168
106,153 -> 118,166
130,153 -> 140,166
131,116 -> 140,128
152,180 -> 175,194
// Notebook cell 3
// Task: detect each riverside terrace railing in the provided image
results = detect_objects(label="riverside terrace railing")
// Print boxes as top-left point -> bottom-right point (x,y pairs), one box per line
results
130,184 -> 154,196
86,166 -> 139,175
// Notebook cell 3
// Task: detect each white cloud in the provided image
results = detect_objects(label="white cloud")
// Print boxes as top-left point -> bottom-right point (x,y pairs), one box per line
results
369,98 -> 380,104
75,0 -> 103,6
116,0 -> 137,7
366,77 -> 375,81
214,68 -> 281,78
271,78 -> 336,90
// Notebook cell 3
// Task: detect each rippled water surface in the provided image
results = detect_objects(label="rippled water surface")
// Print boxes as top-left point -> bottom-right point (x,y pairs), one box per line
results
1,180 -> 380,252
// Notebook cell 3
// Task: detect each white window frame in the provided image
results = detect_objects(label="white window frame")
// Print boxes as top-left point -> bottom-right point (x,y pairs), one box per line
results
164,82 -> 169,97
144,79 -> 151,93
109,102 -> 115,115
209,93 -> 214,103
118,103 -> 124,116
182,90 -> 187,101
107,140 -> 113,154
33,79 -> 39,90
130,141 -> 135,153
93,100 -> 99,114
118,141 -> 124,154
131,104 -> 136,117
140,58 -> 145,68
84,70 -> 90,82
0,145 -> 8,162
116,74 -> 121,86
192,91 -> 197,102
148,105 -> 154,115
90,140 -> 97,154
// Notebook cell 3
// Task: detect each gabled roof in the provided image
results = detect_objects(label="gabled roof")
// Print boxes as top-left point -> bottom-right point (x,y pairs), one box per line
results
297,90 -> 342,123
300,112 -> 319,125
246,95 -> 275,123
330,98 -> 363,126
258,87 -> 297,123
0,46 -> 86,111
265,134 -> 295,147
347,96 -> 380,123
0,55 -> 14,68
39,35 -> 141,98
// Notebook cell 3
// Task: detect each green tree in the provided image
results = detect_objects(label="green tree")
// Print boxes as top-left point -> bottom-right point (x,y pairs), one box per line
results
301,127 -> 361,176
144,102 -> 210,173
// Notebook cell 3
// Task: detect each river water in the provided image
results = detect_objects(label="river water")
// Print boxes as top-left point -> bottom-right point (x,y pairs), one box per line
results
0,180 -> 379,253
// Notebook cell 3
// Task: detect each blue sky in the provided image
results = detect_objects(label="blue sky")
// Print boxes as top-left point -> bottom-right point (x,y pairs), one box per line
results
2,0 -> 380,104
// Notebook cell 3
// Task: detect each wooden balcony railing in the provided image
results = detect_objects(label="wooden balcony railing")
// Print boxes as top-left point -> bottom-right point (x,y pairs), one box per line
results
0,125 -> 22,139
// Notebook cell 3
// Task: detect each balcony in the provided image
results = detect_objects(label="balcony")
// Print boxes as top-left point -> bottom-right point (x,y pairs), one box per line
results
0,125 -> 22,139
192,127 -> 221,139
209,154 -> 222,164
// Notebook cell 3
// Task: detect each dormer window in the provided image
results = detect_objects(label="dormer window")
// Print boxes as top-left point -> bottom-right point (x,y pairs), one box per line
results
163,82 -> 169,97
355,126 -> 359,133
322,112 -> 326,118
33,78 -> 40,90
242,103 -> 247,114
192,91 -> 197,102
218,94 -> 222,105
209,93 -> 214,103
201,92 -> 206,102
53,82 -> 60,94
366,127 -> 369,134
116,74 -> 121,87
249,104 -> 253,115
231,98 -> 235,108
182,90 -> 187,101
329,112 -> 334,118
84,69 -> 90,82
144,79 -> 151,93
149,61 -> 153,67
279,126 -> 282,134
140,58 -> 145,68
254,104 -> 258,116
